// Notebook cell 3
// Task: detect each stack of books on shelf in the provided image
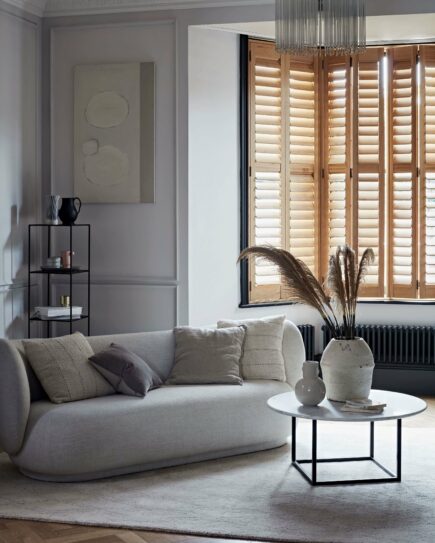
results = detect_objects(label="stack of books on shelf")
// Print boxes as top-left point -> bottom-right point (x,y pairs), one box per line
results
33,306 -> 82,320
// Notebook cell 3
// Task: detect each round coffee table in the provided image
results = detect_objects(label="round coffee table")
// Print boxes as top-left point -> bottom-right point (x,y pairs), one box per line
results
267,389 -> 426,486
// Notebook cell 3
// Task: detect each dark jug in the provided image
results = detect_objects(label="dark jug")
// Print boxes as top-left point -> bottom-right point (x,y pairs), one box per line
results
59,197 -> 82,226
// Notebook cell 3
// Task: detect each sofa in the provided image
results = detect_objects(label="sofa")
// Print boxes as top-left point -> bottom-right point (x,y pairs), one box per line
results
0,320 -> 305,482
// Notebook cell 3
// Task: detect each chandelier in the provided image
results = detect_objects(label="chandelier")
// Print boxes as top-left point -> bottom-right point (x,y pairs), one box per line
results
275,0 -> 366,56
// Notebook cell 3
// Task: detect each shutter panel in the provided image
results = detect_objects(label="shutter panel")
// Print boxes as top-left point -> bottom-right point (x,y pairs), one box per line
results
248,40 -> 284,302
321,56 -> 352,277
419,45 -> 435,298
353,48 -> 385,297
387,46 -> 418,298
287,54 -> 320,278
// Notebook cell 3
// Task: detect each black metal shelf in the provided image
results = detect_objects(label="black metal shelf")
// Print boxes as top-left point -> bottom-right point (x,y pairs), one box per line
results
28,223 -> 91,338
30,269 -> 89,275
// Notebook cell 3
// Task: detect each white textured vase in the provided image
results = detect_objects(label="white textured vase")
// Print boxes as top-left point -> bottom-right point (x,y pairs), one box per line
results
295,361 -> 326,406
320,338 -> 374,402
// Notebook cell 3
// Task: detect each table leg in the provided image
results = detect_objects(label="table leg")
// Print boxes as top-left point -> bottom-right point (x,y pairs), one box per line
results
397,419 -> 402,482
312,420 -> 317,484
370,421 -> 375,458
291,416 -> 296,462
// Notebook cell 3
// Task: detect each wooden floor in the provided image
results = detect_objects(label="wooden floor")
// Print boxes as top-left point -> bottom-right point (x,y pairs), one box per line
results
1,397 -> 434,543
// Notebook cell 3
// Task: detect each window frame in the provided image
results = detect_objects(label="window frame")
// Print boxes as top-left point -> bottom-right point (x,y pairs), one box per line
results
239,35 -> 435,307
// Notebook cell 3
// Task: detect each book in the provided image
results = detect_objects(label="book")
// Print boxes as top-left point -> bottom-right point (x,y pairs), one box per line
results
340,399 -> 386,414
33,306 -> 82,318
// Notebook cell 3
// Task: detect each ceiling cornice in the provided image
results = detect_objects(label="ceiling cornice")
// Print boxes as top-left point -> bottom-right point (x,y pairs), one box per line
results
43,0 -> 272,17
2,0 -> 46,16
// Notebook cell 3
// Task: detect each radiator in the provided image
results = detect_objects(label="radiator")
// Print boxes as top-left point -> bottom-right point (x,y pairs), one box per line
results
321,325 -> 435,370
297,325 -> 315,361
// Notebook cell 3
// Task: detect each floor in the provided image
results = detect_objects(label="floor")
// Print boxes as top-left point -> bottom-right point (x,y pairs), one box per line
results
1,397 -> 434,543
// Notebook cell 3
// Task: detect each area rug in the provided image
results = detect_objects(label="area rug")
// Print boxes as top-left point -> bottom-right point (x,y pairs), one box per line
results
0,421 -> 434,543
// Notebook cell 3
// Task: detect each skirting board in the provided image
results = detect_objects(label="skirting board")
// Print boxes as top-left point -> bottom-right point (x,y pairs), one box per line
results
372,367 -> 435,396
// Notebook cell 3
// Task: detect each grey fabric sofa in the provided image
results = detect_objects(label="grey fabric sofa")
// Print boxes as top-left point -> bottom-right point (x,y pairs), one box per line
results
0,321 -> 305,482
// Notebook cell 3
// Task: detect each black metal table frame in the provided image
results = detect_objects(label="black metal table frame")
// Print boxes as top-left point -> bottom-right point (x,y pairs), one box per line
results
291,416 -> 402,486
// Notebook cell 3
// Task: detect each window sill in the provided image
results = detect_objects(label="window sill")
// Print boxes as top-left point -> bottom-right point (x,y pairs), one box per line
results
239,298 -> 435,308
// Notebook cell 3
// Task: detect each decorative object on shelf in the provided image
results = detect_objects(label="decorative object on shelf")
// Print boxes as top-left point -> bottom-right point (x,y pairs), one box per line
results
28,224 -> 91,338
45,256 -> 61,269
295,361 -> 325,406
59,197 -> 81,225
275,0 -> 366,56
61,249 -> 75,268
45,195 -> 61,225
239,244 -> 375,401
74,62 -> 155,204
60,295 -> 70,308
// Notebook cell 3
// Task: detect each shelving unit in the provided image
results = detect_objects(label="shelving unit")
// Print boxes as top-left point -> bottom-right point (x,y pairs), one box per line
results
27,224 -> 91,338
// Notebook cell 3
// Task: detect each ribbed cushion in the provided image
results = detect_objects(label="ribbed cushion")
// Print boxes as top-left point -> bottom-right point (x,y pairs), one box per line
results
218,316 -> 286,381
23,333 -> 114,404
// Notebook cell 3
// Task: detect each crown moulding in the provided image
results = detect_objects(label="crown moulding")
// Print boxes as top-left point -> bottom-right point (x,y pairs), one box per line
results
43,0 -> 271,17
2,0 -> 47,16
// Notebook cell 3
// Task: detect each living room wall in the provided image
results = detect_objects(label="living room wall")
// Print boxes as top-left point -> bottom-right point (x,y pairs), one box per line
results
0,2 -> 41,338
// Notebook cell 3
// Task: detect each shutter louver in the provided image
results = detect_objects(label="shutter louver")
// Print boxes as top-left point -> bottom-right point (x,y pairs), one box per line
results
288,55 -> 320,276
387,46 -> 418,298
248,40 -> 284,302
353,48 -> 385,297
322,56 -> 352,275
419,45 -> 435,298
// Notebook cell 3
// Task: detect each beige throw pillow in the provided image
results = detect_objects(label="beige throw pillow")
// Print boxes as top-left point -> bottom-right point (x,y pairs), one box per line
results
217,315 -> 286,381
167,326 -> 246,385
23,332 -> 114,403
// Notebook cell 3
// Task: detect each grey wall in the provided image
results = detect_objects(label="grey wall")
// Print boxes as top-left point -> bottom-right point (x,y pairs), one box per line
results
0,3 -> 41,339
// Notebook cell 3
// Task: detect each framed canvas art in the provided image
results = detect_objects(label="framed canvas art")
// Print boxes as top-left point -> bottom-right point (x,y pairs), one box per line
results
74,62 -> 155,204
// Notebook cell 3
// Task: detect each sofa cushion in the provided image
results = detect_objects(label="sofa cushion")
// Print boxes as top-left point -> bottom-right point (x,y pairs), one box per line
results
12,381 -> 292,480
167,326 -> 246,385
218,315 -> 286,381
23,333 -> 114,404
89,343 -> 162,397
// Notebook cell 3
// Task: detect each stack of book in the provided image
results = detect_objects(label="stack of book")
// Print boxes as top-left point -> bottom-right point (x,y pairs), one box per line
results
340,399 -> 386,414
33,306 -> 82,320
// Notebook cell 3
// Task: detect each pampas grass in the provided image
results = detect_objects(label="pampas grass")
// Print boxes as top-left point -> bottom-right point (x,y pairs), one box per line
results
239,244 -> 374,340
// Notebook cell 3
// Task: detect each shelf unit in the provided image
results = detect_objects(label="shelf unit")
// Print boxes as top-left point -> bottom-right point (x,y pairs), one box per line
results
27,224 -> 91,338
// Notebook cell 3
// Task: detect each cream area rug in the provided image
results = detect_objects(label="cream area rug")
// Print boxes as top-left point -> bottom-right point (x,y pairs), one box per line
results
0,421 -> 434,543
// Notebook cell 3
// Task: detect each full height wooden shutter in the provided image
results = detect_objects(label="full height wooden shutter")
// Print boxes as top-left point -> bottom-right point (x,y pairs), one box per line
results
353,48 -> 385,297
248,40 -> 284,302
387,46 -> 418,298
419,45 -> 435,298
321,56 -> 352,278
287,54 -> 320,276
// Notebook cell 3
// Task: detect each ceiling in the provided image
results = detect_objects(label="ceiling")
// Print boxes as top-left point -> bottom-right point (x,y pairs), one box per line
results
207,14 -> 435,43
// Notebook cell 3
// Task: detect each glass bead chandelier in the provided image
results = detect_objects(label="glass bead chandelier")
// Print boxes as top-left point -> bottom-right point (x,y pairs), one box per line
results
275,0 -> 366,56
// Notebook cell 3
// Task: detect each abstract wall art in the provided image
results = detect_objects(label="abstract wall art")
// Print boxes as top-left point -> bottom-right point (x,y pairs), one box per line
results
74,62 -> 155,203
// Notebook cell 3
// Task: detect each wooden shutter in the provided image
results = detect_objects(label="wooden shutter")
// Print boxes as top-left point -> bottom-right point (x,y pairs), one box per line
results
321,56 -> 352,278
353,48 -> 385,297
287,54 -> 320,276
387,46 -> 418,298
419,45 -> 435,298
248,40 -> 284,302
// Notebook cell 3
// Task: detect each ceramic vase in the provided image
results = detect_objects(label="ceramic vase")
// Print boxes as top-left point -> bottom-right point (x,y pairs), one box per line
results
295,361 -> 326,406
46,195 -> 61,225
59,197 -> 82,226
320,338 -> 374,402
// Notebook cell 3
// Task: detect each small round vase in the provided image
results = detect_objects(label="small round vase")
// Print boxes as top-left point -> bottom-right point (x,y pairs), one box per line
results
295,361 -> 326,407
320,338 -> 374,402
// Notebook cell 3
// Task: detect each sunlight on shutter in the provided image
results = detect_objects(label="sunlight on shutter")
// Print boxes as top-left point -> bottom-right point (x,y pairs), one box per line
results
387,46 -> 418,298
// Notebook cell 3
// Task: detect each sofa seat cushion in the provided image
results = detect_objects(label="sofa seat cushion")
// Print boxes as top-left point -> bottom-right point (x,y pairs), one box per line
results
12,381 -> 291,479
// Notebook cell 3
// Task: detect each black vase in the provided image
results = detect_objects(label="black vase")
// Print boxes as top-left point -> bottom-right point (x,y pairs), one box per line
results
59,197 -> 82,226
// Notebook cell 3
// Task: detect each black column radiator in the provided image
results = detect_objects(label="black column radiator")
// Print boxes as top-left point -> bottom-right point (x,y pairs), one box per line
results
297,325 -> 315,361
322,324 -> 435,370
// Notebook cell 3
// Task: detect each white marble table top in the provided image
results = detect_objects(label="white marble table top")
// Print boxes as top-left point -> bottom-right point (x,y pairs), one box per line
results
267,389 -> 427,422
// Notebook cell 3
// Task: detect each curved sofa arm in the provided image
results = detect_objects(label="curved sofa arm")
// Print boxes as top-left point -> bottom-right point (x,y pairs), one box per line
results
0,339 -> 31,455
282,320 -> 305,389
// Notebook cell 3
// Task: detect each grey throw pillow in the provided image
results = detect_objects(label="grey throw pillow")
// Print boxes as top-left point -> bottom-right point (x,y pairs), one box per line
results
23,332 -> 114,404
89,343 -> 162,397
167,326 -> 246,385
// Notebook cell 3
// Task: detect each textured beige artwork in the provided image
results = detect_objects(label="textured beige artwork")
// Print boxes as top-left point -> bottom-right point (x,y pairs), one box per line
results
74,63 -> 155,203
